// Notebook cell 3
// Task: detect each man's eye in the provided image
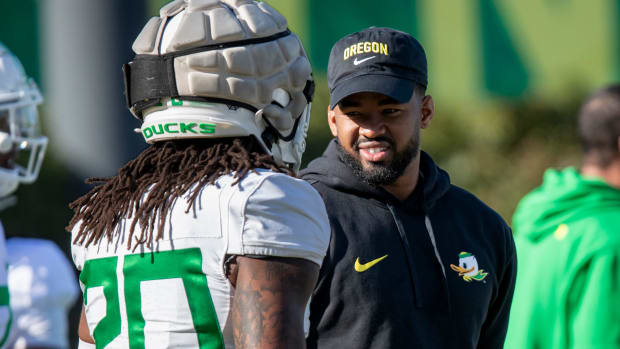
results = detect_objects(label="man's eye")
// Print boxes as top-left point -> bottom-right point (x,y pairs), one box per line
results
345,111 -> 363,118
383,109 -> 401,116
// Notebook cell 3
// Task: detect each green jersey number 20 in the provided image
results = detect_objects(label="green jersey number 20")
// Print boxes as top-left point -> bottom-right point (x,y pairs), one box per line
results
80,248 -> 224,349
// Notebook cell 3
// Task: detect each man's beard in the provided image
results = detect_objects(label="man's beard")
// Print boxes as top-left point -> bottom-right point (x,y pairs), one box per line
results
339,134 -> 420,186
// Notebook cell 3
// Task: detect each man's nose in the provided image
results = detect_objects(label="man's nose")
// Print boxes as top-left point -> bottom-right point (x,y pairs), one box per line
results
358,113 -> 386,138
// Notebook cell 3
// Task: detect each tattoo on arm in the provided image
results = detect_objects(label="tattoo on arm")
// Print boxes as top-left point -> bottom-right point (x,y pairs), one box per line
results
231,256 -> 319,349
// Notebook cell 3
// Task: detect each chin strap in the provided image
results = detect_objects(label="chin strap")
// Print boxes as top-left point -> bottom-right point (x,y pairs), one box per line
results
0,195 -> 17,211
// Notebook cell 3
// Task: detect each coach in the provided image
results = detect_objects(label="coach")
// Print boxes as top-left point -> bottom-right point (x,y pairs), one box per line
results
302,27 -> 517,349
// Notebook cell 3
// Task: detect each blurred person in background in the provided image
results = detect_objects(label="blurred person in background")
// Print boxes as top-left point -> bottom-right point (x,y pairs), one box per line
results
67,1 -> 329,348
505,84 -> 620,349
0,42 -> 80,349
301,27 -> 517,349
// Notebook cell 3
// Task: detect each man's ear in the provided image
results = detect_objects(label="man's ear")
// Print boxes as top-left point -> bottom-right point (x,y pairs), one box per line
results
420,95 -> 434,129
328,106 -> 338,137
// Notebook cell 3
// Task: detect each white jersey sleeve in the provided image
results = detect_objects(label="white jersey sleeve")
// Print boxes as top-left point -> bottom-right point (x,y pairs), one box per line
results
227,171 -> 330,265
0,222 -> 10,349
71,223 -> 86,272
6,238 -> 80,349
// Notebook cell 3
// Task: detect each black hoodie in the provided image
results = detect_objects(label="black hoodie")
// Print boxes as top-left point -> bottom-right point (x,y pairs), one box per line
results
302,140 -> 516,349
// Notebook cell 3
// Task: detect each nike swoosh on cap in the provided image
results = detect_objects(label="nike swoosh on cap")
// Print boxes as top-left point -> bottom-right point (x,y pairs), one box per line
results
353,56 -> 376,66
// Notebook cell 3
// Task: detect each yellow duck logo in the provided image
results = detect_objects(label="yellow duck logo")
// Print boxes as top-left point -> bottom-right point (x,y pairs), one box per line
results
450,252 -> 488,282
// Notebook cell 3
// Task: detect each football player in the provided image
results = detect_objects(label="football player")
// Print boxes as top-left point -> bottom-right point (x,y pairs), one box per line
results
0,41 -> 80,349
68,1 -> 329,348
0,40 -> 47,348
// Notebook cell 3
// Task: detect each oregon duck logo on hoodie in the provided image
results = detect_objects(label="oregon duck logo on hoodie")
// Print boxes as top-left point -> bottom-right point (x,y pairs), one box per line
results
450,252 -> 488,282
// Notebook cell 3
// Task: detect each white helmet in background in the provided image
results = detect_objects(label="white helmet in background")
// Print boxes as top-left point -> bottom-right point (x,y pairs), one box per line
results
0,42 -> 48,201
123,0 -> 314,171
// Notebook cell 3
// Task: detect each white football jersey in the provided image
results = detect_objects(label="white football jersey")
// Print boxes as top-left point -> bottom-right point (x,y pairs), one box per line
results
0,222 -> 11,349
72,170 -> 330,349
6,237 -> 80,349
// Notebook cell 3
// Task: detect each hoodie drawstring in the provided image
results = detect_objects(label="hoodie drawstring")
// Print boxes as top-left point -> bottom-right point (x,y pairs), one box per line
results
425,215 -> 446,278
387,204 -> 422,307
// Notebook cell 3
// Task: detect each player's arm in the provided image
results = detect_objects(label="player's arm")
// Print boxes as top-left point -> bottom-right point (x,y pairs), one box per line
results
78,305 -> 95,346
230,255 -> 319,349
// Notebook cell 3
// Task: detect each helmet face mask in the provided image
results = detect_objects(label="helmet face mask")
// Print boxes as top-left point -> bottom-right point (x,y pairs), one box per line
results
0,44 -> 48,199
125,0 -> 314,171
258,98 -> 312,172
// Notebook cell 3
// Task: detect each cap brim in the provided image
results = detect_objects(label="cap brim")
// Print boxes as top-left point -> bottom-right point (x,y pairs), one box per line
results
329,74 -> 416,109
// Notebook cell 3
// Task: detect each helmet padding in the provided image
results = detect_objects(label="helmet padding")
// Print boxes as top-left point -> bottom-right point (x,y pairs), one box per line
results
124,0 -> 314,171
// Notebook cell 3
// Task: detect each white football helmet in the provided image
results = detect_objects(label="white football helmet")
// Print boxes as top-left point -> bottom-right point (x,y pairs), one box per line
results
124,0 -> 314,171
0,42 -> 48,200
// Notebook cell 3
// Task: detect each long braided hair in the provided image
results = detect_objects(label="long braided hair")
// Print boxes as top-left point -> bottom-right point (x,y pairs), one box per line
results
67,136 -> 293,250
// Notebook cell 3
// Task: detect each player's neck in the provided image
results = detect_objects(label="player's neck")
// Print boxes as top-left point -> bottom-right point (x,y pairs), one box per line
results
581,158 -> 620,190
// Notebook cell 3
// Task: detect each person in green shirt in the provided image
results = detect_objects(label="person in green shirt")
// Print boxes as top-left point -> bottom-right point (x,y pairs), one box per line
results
505,84 -> 620,349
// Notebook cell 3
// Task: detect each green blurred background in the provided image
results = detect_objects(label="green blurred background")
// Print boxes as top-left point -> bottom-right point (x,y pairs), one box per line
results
1,0 -> 619,254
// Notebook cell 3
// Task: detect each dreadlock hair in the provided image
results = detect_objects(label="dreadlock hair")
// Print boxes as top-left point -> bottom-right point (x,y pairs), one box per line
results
579,84 -> 620,168
67,136 -> 294,250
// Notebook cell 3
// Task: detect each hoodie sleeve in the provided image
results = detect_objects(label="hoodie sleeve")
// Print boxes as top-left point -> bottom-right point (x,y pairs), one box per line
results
567,249 -> 620,348
478,223 -> 517,349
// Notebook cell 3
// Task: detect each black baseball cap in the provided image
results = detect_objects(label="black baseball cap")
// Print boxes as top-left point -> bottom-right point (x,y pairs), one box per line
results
328,27 -> 427,109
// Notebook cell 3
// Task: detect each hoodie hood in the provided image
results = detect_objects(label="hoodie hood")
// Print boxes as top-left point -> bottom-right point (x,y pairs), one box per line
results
512,167 -> 620,242
301,139 -> 451,211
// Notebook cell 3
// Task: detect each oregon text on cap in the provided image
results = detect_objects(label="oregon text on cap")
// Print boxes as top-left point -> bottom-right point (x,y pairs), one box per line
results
343,41 -> 389,60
